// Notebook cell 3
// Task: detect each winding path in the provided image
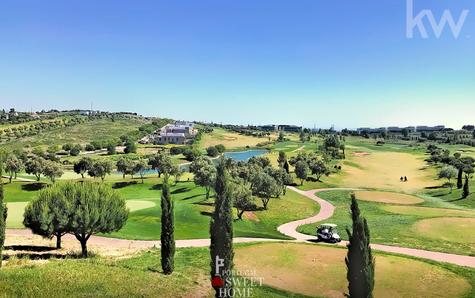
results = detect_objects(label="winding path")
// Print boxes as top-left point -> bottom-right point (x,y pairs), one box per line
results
5,187 -> 475,268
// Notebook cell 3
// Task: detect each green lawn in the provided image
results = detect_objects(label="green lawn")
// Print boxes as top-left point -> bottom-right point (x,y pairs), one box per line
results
3,177 -> 319,240
0,245 -> 308,298
297,190 -> 475,256
425,180 -> 475,209
107,178 -> 319,240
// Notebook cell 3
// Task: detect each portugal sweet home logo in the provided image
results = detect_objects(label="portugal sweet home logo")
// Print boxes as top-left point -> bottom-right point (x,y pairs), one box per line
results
406,0 -> 470,39
212,255 -> 264,297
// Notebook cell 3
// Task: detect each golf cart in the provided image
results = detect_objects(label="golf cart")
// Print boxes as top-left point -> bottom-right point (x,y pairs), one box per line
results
316,224 -> 341,243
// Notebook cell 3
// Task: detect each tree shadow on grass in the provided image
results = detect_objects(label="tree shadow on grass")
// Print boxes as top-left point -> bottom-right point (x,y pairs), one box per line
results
200,211 -> 213,217
4,245 -> 56,252
425,185 -> 444,190
112,181 -> 138,189
171,187 -> 189,194
193,201 -> 214,207
182,194 -> 204,201
151,184 -> 163,191
2,252 -> 86,261
21,183 -> 47,192
448,197 -> 467,202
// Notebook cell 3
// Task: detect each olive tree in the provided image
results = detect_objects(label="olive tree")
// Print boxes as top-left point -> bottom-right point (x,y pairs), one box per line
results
190,156 -> 217,200
232,182 -> 255,220
5,154 -> 23,183
148,152 -> 174,178
133,158 -> 149,183
88,160 -> 113,181
251,172 -> 280,210
295,161 -> 309,185
25,156 -> 46,181
438,166 -> 458,193
43,160 -> 64,183
74,157 -> 93,179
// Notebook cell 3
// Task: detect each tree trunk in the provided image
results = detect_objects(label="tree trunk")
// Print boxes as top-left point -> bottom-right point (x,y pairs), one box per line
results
123,173 -> 126,179
36,174 -> 41,181
9,176 -> 12,183
56,233 -> 62,249
80,239 -> 88,258
262,198 -> 269,210
237,209 -> 244,220
81,173 -> 84,179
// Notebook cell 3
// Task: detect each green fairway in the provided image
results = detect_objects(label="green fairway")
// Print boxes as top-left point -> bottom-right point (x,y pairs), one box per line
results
4,177 -> 319,241
108,179 -> 319,240
5,202 -> 27,228
3,181 -> 47,202
425,180 -> 475,209
297,190 -> 475,256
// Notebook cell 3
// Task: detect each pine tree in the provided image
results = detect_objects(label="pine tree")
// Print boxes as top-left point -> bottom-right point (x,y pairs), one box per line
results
161,174 -> 175,274
210,159 -> 234,298
462,175 -> 470,199
0,161 -> 7,268
345,193 -> 375,298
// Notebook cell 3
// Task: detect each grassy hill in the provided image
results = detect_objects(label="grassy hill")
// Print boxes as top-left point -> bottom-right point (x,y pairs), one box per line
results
1,118 -> 150,151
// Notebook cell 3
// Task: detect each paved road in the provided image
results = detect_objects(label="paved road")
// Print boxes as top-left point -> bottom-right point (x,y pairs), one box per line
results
5,186 -> 475,268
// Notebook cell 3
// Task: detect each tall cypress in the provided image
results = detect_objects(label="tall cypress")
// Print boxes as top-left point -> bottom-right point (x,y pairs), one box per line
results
0,161 -> 7,268
210,159 -> 233,298
160,174 -> 175,274
462,175 -> 470,199
346,193 -> 375,298
457,168 -> 463,189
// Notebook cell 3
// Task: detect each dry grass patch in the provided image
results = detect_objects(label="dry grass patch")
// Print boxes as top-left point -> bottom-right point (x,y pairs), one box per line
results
383,205 -> 475,218
200,128 -> 271,149
355,191 -> 424,205
341,151 -> 435,193
413,217 -> 475,244
235,242 -> 470,298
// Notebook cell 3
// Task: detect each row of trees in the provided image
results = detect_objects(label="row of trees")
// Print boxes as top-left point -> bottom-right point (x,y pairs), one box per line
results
429,145 -> 474,198
3,152 -> 64,183
0,116 -> 87,141
189,154 -> 293,216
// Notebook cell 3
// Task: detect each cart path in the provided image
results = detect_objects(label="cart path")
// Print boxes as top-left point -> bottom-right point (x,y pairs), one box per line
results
5,187 -> 475,268
281,186 -> 475,268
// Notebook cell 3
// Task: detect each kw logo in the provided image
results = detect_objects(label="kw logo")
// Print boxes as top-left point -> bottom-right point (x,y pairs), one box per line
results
406,0 -> 470,39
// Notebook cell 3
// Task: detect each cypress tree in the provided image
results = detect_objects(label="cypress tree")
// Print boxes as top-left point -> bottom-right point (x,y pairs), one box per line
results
160,174 -> 175,275
457,168 -> 463,189
346,193 -> 375,298
462,175 -> 470,199
0,161 -> 7,268
210,159 -> 233,298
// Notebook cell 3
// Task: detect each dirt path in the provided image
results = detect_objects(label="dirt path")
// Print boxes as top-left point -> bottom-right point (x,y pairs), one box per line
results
5,187 -> 475,268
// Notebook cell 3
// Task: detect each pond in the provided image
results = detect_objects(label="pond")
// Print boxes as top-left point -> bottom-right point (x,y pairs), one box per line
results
117,149 -> 269,176
223,149 -> 268,162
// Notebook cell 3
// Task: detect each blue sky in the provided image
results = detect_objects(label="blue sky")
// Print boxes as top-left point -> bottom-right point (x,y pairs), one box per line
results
0,0 -> 473,129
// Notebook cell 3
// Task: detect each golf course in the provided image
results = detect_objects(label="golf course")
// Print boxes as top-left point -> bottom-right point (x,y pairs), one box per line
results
1,119 -> 475,297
